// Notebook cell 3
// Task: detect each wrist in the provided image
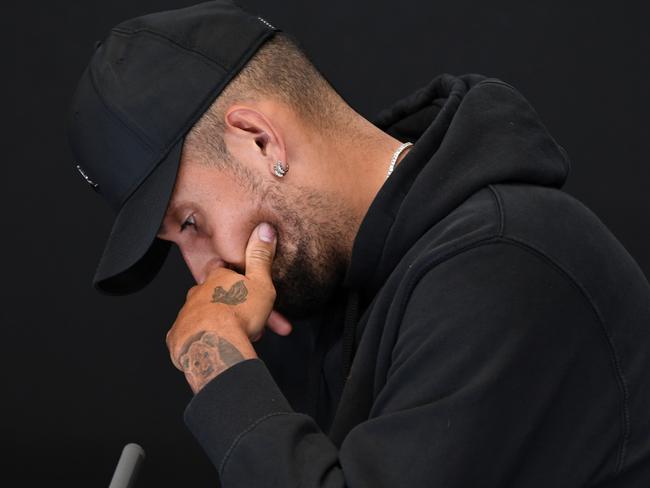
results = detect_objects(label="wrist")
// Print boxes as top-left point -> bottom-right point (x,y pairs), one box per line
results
180,328 -> 258,394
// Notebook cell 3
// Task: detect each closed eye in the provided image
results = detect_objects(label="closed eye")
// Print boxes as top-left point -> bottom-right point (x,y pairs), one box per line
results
180,214 -> 196,233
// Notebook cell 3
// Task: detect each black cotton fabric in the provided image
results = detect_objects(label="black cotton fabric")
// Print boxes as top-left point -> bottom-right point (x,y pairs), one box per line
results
183,73 -> 650,487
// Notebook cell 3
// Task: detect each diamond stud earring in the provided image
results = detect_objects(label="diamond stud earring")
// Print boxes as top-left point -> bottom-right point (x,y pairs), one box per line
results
273,160 -> 289,178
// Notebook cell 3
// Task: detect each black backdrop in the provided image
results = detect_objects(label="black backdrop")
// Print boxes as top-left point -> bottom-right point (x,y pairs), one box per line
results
6,0 -> 649,486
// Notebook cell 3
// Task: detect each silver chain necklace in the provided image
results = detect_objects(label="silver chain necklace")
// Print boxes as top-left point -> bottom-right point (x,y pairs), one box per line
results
386,142 -> 413,179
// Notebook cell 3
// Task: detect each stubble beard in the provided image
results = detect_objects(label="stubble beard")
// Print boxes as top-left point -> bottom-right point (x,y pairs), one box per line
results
261,183 -> 358,320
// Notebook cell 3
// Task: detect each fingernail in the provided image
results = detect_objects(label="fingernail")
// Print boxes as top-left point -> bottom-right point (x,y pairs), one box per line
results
258,222 -> 275,243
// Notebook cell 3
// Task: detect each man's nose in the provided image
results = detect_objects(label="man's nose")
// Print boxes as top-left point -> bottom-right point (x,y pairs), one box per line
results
179,246 -> 225,285
198,258 -> 227,284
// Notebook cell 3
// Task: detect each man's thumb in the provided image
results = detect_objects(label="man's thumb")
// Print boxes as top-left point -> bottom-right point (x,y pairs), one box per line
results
245,222 -> 276,281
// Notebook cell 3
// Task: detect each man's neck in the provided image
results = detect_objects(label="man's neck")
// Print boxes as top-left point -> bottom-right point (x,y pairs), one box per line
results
336,125 -> 413,226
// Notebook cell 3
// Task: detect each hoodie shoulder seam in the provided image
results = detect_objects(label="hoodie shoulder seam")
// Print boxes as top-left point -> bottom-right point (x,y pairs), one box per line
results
399,236 -> 629,475
475,78 -> 518,92
487,184 -> 505,236
496,236 -> 630,474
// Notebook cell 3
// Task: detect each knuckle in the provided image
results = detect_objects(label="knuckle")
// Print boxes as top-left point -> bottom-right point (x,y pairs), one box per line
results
186,286 -> 197,300
207,265 -> 225,278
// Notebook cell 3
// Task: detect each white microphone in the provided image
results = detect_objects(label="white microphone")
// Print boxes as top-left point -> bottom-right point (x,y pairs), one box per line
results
108,443 -> 145,488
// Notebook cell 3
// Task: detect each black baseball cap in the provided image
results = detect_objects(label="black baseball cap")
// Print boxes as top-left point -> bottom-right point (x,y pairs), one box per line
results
66,1 -> 281,295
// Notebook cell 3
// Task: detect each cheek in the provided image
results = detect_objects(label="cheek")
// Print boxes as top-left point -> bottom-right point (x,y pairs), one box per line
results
213,203 -> 263,264
261,212 -> 302,271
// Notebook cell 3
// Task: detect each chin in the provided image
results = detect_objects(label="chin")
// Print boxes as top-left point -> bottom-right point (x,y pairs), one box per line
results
272,264 -> 344,320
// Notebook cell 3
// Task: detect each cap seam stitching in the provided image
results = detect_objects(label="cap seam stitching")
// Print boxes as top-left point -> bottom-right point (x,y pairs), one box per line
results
86,23 -> 241,208
111,27 -> 229,72
89,27 -> 218,208
87,66 -> 156,155
87,65 -> 161,206
163,27 -> 276,159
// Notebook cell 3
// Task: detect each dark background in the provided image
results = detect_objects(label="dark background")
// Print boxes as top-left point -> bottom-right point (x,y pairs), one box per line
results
5,0 -> 649,486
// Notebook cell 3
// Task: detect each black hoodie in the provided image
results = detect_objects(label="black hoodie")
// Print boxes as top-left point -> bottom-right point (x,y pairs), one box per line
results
183,73 -> 650,487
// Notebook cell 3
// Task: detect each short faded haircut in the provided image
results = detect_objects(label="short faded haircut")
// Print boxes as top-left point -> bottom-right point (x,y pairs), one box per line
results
183,31 -> 354,178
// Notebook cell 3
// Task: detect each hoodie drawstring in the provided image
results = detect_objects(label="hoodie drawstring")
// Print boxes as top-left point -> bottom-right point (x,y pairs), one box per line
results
306,288 -> 359,421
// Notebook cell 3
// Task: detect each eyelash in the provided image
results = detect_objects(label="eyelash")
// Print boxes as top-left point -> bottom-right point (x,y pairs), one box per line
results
180,214 -> 196,233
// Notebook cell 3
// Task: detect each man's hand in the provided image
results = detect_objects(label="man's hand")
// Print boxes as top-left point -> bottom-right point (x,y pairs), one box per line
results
165,222 -> 287,394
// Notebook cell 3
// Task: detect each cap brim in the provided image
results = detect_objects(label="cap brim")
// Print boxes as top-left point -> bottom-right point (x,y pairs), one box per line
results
91,138 -> 184,295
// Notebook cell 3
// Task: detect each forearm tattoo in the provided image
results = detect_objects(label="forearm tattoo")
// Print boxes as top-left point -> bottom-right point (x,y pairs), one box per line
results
212,280 -> 248,305
179,331 -> 245,391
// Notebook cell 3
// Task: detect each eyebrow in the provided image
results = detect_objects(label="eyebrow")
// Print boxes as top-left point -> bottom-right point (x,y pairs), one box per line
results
157,202 -> 178,237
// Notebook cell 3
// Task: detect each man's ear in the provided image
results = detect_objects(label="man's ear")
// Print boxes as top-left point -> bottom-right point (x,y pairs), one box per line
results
224,104 -> 286,166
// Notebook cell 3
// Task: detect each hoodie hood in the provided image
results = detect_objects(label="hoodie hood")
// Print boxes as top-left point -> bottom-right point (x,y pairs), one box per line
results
339,73 -> 571,379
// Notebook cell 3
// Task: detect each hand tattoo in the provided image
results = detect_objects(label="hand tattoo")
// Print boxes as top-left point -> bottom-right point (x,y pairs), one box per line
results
212,280 -> 248,305
179,332 -> 245,392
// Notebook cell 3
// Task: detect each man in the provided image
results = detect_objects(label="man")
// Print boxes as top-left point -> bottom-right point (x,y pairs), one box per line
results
66,1 -> 650,486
